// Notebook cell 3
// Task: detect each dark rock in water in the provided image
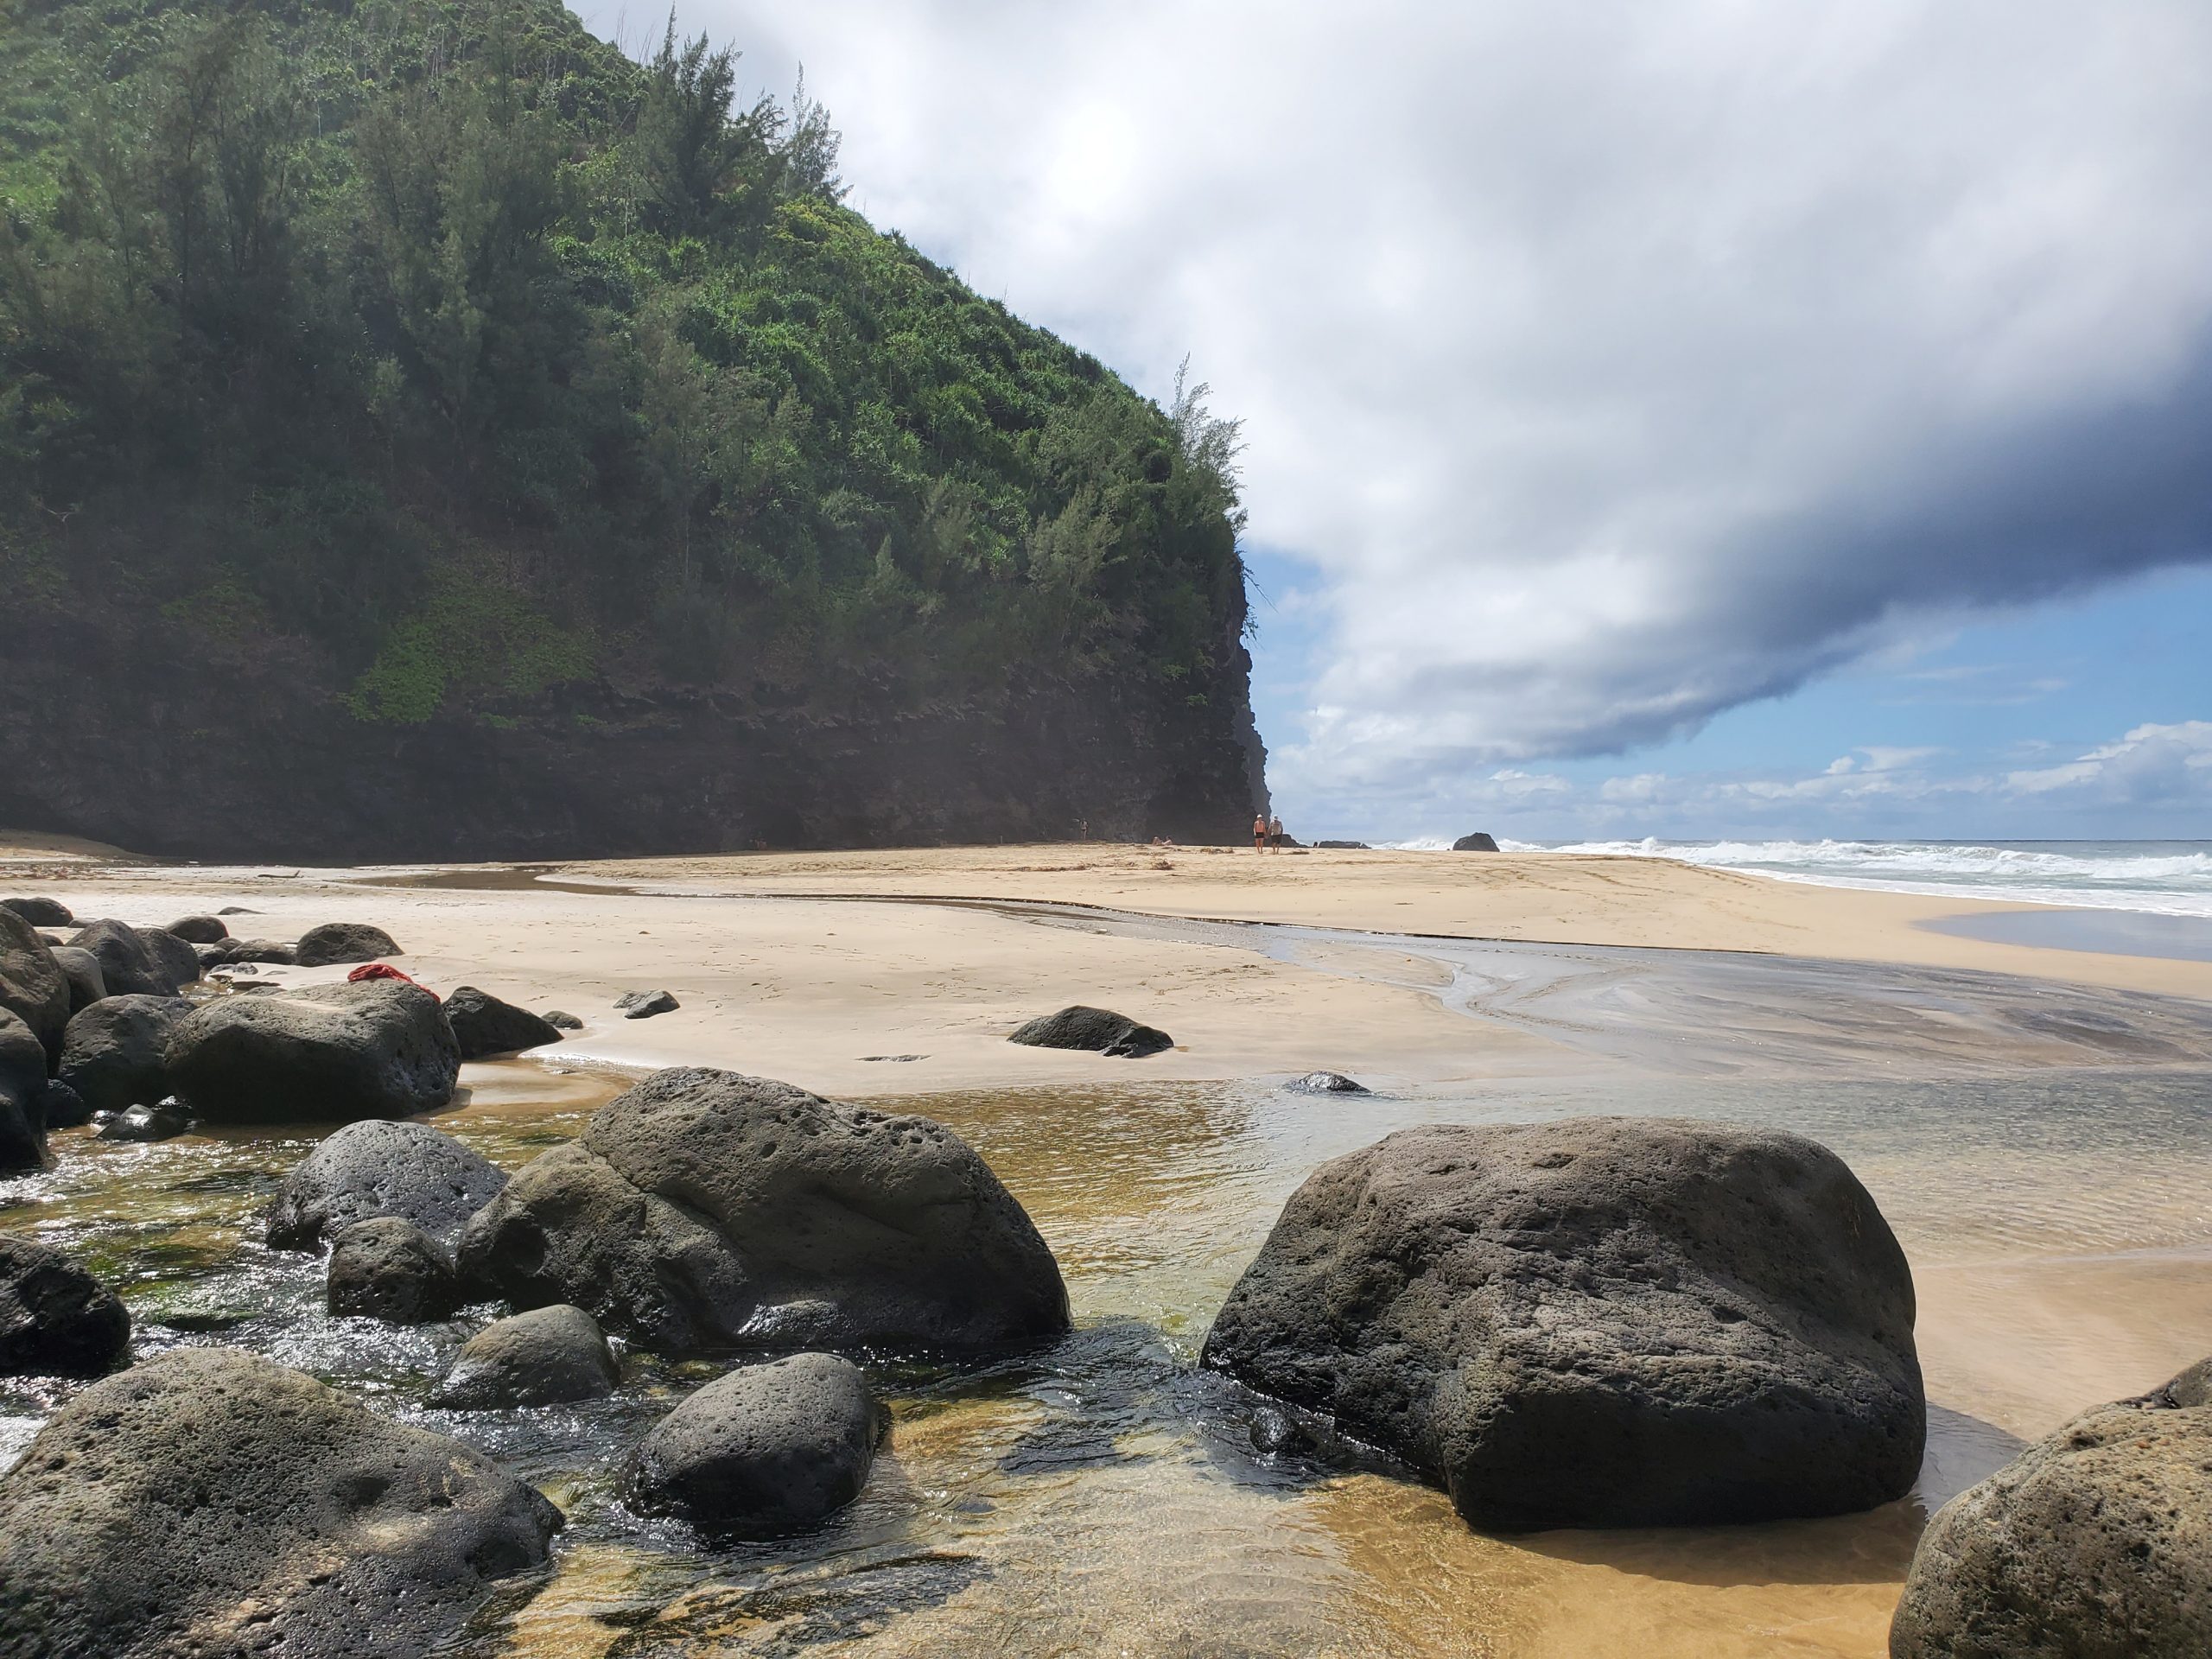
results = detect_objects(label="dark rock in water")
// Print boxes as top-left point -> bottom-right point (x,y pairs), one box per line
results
614,988 -> 678,1019
444,986 -> 561,1059
1,896 -> 73,927
1201,1117 -> 1924,1530
0,904 -> 71,1066
164,915 -> 228,944
96,1101 -> 194,1142
327,1217 -> 462,1324
1452,832 -> 1500,852
1313,840 -> 1370,850
167,980 -> 460,1123
543,1009 -> 583,1031
215,962 -> 260,976
295,921 -> 402,967
0,1008 -> 49,1173
626,1352 -> 886,1537
1007,1005 -> 1173,1058
0,1346 -> 562,1659
1891,1358 -> 2212,1657
431,1304 -> 620,1409
48,944 -> 105,1014
68,918 -> 198,997
1285,1071 -> 1370,1095
267,1118 -> 507,1251
1247,1404 -> 1315,1455
58,994 -> 190,1117
456,1067 -> 1070,1357
36,1078 -> 90,1130
190,941 -> 226,969
0,1236 -> 130,1376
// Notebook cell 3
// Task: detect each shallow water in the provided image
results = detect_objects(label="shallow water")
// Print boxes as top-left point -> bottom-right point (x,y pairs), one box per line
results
8,1055 -> 2212,1656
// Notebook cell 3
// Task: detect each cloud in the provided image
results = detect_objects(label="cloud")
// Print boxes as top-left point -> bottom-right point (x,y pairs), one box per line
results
2005,721 -> 2212,800
663,1 -> 2212,799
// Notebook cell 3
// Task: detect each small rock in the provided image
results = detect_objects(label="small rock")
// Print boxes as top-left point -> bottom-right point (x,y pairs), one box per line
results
1313,841 -> 1370,850
626,1352 -> 887,1537
1452,832 -> 1501,852
0,1236 -> 130,1376
215,963 -> 260,976
164,916 -> 228,944
1285,1071 -> 1370,1094
58,994 -> 191,1117
1248,1404 -> 1314,1455
294,922 -> 402,968
430,1305 -> 620,1409
267,1119 -> 507,1251
1,896 -> 73,927
327,1217 -> 462,1324
216,906 -> 257,916
47,945 -> 105,1014
443,986 -> 561,1059
542,1010 -> 583,1031
97,1101 -> 194,1142
614,988 -> 678,1020
1007,1005 -> 1173,1058
37,1078 -> 90,1130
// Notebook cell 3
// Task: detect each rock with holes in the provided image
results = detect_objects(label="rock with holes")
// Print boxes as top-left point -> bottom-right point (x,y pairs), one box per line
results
58,995 -> 190,1117
48,945 -> 105,1015
442,987 -> 560,1060
0,1347 -> 560,1658
1007,1005 -> 1173,1058
165,979 -> 459,1124
430,1304 -> 620,1409
0,1007 -> 48,1173
1202,1117 -> 1923,1530
0,905 -> 70,1068
326,1218 -> 462,1324
0,1236 -> 130,1376
1890,1357 -> 2212,1657
267,1118 -> 506,1250
67,919 -> 198,999
626,1352 -> 886,1537
294,922 -> 401,968
455,1067 -> 1069,1357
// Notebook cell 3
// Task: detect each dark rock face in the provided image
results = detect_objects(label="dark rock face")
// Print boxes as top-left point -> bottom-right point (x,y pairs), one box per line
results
96,1101 -> 194,1142
1452,832 -> 1500,852
0,905 -> 70,1065
431,1304 -> 620,1409
0,1236 -> 130,1376
614,988 -> 678,1019
58,995 -> 190,1117
543,1010 -> 583,1030
1201,1117 -> 1924,1530
327,1218 -> 463,1323
456,1068 -> 1071,1357
1,896 -> 72,927
1891,1359 -> 2212,1657
0,1347 -> 561,1659
163,915 -> 228,944
36,1079 -> 89,1130
48,945 -> 105,1014
627,1352 -> 886,1537
166,980 -> 460,1123
444,986 -> 560,1059
1286,1071 -> 1370,1094
1007,1005 -> 1173,1058
0,1008 -> 48,1173
67,918 -> 197,998
295,922 -> 402,967
267,1118 -> 508,1251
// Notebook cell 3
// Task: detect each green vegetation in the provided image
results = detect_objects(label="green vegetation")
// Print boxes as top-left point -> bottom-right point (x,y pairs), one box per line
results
0,0 -> 1249,724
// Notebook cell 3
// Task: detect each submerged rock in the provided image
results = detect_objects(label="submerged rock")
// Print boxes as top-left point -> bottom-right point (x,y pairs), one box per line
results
1452,832 -> 1500,852
443,986 -> 560,1059
1285,1071 -> 1370,1094
163,915 -> 228,944
431,1304 -> 620,1409
0,1347 -> 561,1659
47,945 -> 105,1014
614,988 -> 678,1019
96,1101 -> 194,1142
267,1118 -> 507,1251
1,896 -> 73,927
0,905 -> 71,1066
457,1067 -> 1070,1357
1202,1117 -> 1924,1529
166,980 -> 460,1123
68,918 -> 198,998
327,1217 -> 462,1324
0,1007 -> 48,1173
58,994 -> 190,1117
295,921 -> 402,967
1891,1358 -> 2212,1657
1007,1005 -> 1173,1058
0,1236 -> 130,1376
627,1352 -> 886,1537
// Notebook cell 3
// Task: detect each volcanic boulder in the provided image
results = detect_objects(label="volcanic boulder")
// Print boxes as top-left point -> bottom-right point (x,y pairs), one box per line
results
326,1218 -> 463,1324
1007,1005 -> 1173,1058
96,1101 -> 193,1142
1452,832 -> 1500,852
37,1079 -> 90,1130
166,980 -> 460,1123
0,1236 -> 130,1376
67,918 -> 198,998
0,1347 -> 561,1659
57,995 -> 190,1117
614,988 -> 678,1019
1201,1117 -> 1924,1529
1890,1358 -> 2212,1657
456,1067 -> 1070,1357
163,916 -> 228,944
443,987 -> 561,1059
48,945 -> 105,1014
0,896 -> 72,927
0,1008 -> 48,1173
0,905 -> 70,1066
1285,1071 -> 1370,1094
431,1304 -> 620,1409
267,1118 -> 507,1250
626,1352 -> 886,1537
295,922 -> 401,967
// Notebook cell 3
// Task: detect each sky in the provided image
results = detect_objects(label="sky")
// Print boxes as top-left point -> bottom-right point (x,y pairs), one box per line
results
617,0 -> 2212,843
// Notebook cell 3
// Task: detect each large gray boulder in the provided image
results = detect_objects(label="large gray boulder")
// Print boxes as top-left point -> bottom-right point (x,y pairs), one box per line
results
1452,832 -> 1501,852
0,1347 -> 561,1659
295,921 -> 401,967
456,1068 -> 1070,1357
165,980 -> 460,1124
0,1236 -> 130,1376
0,1007 -> 48,1173
163,915 -> 227,944
442,986 -> 560,1059
47,945 -> 105,1014
1891,1358 -> 2212,1657
0,896 -> 72,927
1007,1004 -> 1173,1058
627,1352 -> 886,1537
57,995 -> 190,1118
67,918 -> 197,998
0,905 -> 70,1067
431,1304 -> 620,1409
266,1118 -> 507,1251
1202,1117 -> 1924,1529
326,1218 -> 462,1324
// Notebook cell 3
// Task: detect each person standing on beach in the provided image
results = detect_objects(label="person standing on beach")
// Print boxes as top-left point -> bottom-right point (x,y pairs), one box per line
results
1253,813 -> 1267,851
1268,814 -> 1285,852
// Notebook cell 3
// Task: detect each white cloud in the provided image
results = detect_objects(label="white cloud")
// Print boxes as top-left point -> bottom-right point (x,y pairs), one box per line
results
2005,721 -> 2212,799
